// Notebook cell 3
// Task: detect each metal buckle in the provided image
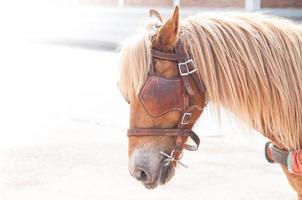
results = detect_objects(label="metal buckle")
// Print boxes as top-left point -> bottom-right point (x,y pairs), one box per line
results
178,59 -> 197,76
160,150 -> 188,168
181,112 -> 192,125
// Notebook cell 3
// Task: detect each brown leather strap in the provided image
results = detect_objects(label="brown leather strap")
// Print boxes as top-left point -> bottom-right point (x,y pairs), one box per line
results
128,129 -> 200,151
182,76 -> 195,96
178,105 -> 203,128
184,131 -> 200,151
151,49 -> 186,61
175,40 -> 188,61
149,61 -> 156,75
175,40 -> 196,96
150,41 -> 205,94
127,128 -> 192,136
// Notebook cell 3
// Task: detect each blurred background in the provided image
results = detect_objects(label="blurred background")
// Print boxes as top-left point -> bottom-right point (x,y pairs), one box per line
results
3,0 -> 301,50
0,1 -> 301,200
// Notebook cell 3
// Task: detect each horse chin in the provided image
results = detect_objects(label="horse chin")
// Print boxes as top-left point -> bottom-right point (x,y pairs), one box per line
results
159,164 -> 175,185
142,181 -> 159,189
141,164 -> 175,189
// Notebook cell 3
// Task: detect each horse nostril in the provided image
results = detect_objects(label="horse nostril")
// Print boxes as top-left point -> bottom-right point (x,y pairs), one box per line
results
132,168 -> 149,182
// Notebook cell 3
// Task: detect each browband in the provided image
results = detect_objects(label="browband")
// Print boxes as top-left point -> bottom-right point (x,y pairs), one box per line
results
151,49 -> 186,61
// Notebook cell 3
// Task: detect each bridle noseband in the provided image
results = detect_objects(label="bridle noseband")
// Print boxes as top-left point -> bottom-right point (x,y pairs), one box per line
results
127,39 -> 206,167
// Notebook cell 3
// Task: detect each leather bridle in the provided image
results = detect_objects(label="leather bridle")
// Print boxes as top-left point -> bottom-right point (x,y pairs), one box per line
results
127,39 -> 206,166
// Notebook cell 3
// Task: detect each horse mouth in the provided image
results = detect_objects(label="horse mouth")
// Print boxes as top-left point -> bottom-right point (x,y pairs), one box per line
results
141,163 -> 175,189
159,163 -> 175,185
142,181 -> 159,189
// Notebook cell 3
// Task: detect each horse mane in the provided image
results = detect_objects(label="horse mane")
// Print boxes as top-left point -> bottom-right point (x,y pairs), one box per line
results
118,12 -> 302,150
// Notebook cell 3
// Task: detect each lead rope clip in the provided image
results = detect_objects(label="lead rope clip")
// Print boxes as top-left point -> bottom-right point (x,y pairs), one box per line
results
160,150 -> 188,168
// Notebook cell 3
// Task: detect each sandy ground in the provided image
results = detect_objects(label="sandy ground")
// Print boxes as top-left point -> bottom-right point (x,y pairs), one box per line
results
0,42 -> 297,200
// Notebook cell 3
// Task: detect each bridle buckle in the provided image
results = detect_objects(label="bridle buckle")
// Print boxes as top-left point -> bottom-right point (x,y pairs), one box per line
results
178,59 -> 197,76
181,112 -> 192,125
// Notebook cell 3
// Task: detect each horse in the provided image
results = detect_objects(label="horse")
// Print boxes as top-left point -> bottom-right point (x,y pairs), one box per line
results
118,6 -> 302,199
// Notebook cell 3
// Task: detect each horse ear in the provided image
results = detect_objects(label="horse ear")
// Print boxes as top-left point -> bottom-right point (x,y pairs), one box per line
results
153,6 -> 179,51
149,9 -> 163,23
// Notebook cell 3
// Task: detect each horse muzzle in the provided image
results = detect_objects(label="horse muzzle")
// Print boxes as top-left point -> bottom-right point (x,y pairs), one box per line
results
128,148 -> 176,189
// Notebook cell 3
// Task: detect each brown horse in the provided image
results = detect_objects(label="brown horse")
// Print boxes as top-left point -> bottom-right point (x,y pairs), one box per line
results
118,6 -> 302,199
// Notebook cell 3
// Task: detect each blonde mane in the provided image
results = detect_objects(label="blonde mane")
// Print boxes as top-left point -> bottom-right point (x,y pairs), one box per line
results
119,12 -> 302,150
